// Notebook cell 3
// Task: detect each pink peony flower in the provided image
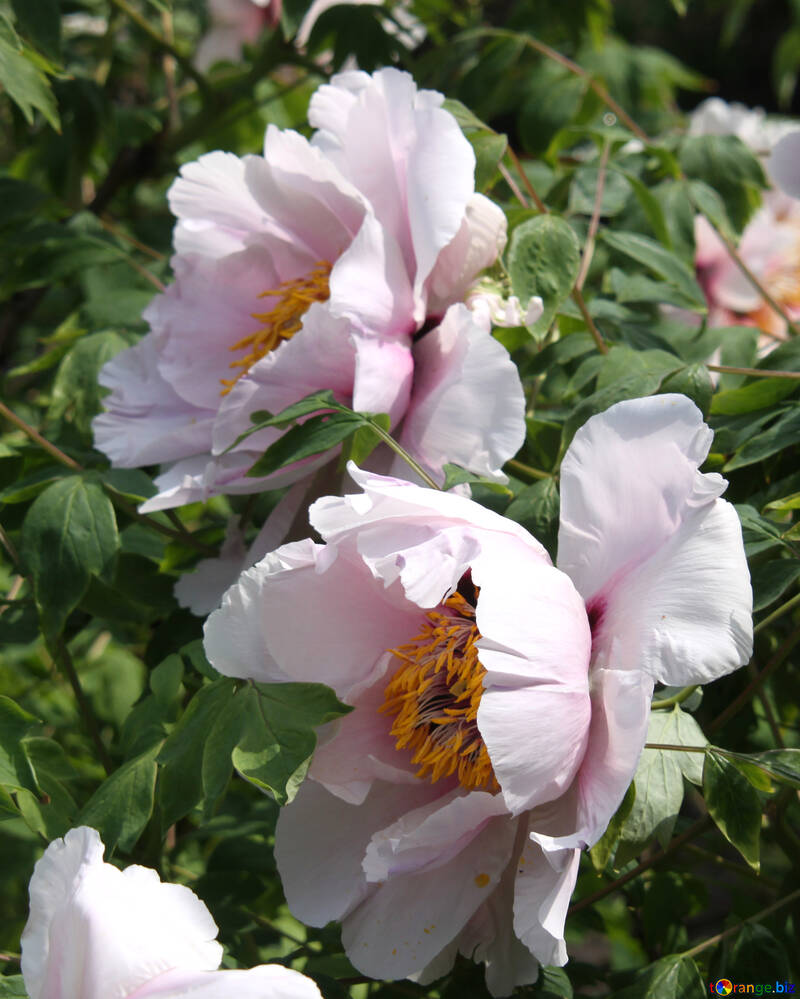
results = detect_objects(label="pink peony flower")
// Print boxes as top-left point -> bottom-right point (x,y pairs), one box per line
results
195,0 -> 281,71
768,130 -> 800,202
20,825 -> 322,999
203,394 -> 752,996
93,68 -> 522,513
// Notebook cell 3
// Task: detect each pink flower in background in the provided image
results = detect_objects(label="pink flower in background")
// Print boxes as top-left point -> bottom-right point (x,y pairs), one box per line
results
688,98 -> 800,344
204,394 -> 752,996
20,826 -> 321,999
93,68 -> 522,515
196,0 -> 281,71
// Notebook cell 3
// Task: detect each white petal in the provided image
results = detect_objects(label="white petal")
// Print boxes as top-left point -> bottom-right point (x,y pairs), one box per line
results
513,832 -> 579,968
397,303 -> 526,484
340,811 -> 517,981
21,827 -> 221,999
130,965 -> 322,999
768,130 -> 800,198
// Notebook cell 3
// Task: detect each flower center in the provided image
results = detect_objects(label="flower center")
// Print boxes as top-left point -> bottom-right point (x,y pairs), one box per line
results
380,587 -> 498,792
220,260 -> 332,395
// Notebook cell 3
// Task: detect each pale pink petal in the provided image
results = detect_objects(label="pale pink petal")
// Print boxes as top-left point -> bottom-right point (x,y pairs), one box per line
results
130,965 -> 321,999
275,779 -> 441,927
591,500 -> 753,685
21,827 -> 221,999
395,303 -> 526,484
513,832 -> 580,968
768,130 -> 800,198
470,545 -> 591,815
340,811 -> 517,980
558,394 -> 723,604
310,68 -> 475,320
363,790 -> 510,881
92,337 -> 216,468
352,334 -> 414,420
174,515 -> 249,616
204,536 -> 422,697
426,195 -> 507,317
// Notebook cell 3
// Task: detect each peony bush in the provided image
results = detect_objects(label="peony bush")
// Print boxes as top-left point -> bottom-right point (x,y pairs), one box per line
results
1,3 -> 798,999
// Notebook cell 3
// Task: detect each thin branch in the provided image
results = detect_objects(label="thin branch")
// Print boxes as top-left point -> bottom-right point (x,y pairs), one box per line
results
754,590 -> 800,634
505,458 -> 554,482
748,661 -> 786,749
576,141 -> 610,291
0,576 -> 24,620
98,215 -> 165,260
645,743 -> 707,753
49,637 -> 114,775
708,624 -> 800,734
0,524 -> 22,569
108,0 -> 208,92
706,364 -> 800,380
683,843 -> 778,890
568,816 -> 712,915
571,287 -> 609,354
506,146 -> 547,213
468,28 -> 650,142
365,417 -> 441,490
0,400 -> 81,470
498,162 -> 529,208
682,887 -> 800,959
651,685 -> 698,710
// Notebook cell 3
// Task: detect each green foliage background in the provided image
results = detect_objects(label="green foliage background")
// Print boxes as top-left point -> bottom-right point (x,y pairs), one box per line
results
1,1 -> 799,997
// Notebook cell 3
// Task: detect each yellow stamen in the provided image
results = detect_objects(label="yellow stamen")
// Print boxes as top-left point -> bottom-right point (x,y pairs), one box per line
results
381,589 -> 498,793
220,260 -> 332,395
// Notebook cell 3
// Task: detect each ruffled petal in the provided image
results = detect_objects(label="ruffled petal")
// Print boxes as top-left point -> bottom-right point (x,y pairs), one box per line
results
513,832 -> 580,968
340,811 -> 517,981
395,303 -> 526,484
21,827 -> 221,999
93,337 -> 216,469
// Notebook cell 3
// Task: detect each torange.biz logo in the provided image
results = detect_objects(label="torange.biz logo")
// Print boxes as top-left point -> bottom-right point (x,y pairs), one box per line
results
710,982 -> 796,995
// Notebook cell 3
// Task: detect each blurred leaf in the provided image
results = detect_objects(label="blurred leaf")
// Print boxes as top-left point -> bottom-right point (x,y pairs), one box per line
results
680,134 -> 766,233
0,696 -> 38,791
703,749 -> 761,871
751,559 -> 800,612
728,923 -> 792,986
508,215 -> 582,336
0,14 -> 59,130
600,230 -> 706,310
530,967 -> 573,998
505,478 -> 559,558
723,406 -> 800,469
49,331 -> 130,437
0,975 -> 28,996
21,476 -> 119,637
726,748 -> 800,790
99,468 -> 157,503
569,165 -> 631,217
469,131 -> 507,191
10,0 -> 61,61
78,744 -> 160,853
590,781 -> 635,872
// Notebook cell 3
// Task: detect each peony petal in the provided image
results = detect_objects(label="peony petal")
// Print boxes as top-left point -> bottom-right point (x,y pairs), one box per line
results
310,68 -> 475,319
204,536 -> 423,698
513,832 -> 580,968
768,130 -> 800,199
340,811 -> 517,981
21,827 -> 221,999
129,965 -> 321,999
395,303 -> 526,484
425,195 -> 507,318
557,394 -> 723,604
590,500 -> 753,685
352,334 -> 414,422
93,337 -> 216,469
275,778 -> 441,927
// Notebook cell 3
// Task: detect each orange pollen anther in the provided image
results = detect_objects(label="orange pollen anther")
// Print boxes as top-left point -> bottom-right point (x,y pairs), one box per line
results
220,260 -> 332,395
380,589 -> 499,793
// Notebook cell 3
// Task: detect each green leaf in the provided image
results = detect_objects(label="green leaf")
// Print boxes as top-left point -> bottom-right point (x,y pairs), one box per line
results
11,0 -> 61,60
0,696 -> 38,790
703,748 -> 761,870
600,230 -> 706,310
49,331 -> 130,436
712,379 -> 799,416
247,411 -> 365,478
723,406 -> 800,469
0,14 -> 59,130
620,170 -> 672,247
728,923 -> 792,988
530,966 -> 573,998
609,954 -> 706,999
440,463 -> 511,496
505,478 -> 560,558
590,781 -> 635,872
0,976 -> 29,997
0,785 -> 19,820
99,468 -> 157,503
732,749 -> 800,790
78,744 -> 161,853
507,215 -> 582,336
0,465 -> 67,504
341,412 -> 391,467
21,475 -> 119,637
751,558 -> 800,612
469,131 -> 507,191
231,682 -> 352,805
569,165 -> 631,217
620,707 -> 706,857
660,363 -> 714,417
680,134 -> 767,233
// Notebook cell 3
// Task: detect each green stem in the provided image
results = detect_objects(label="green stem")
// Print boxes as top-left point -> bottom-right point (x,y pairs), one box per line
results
364,417 -> 441,490
49,637 -> 114,776
651,685 -> 699,709
707,364 -> 800,380
682,887 -> 800,959
755,589 -> 800,634
505,458 -> 554,482
645,743 -> 708,753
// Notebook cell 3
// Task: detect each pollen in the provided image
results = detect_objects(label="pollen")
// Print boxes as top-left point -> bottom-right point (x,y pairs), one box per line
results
220,260 -> 332,394
474,873 -> 490,887
380,587 -> 499,793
